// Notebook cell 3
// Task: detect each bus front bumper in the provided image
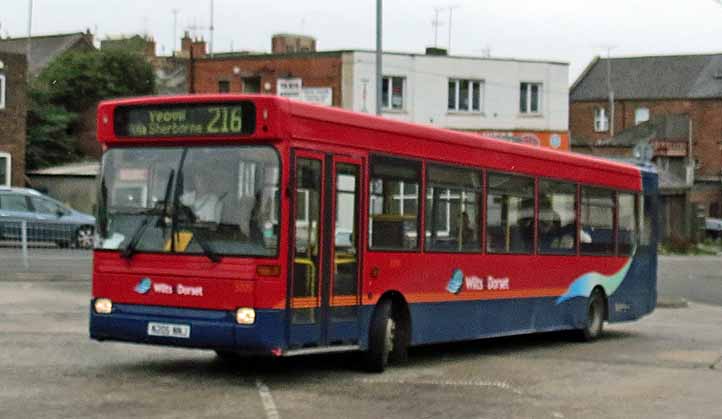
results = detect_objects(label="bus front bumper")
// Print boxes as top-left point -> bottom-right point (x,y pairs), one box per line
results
89,302 -> 285,354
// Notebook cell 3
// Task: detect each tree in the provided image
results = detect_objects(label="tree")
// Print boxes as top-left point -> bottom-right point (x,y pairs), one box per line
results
27,49 -> 156,169
25,83 -> 79,170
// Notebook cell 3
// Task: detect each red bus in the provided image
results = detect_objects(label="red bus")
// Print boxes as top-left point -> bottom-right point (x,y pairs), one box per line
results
90,95 -> 658,371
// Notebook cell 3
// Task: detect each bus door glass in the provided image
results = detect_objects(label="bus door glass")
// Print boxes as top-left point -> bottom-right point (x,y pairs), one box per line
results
327,158 -> 362,344
288,151 -> 363,348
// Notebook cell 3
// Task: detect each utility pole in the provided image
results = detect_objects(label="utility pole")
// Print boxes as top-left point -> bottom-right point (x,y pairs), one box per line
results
376,0 -> 383,115
209,0 -> 215,58
172,9 -> 179,55
447,5 -> 460,53
606,47 -> 616,136
26,0 -> 33,79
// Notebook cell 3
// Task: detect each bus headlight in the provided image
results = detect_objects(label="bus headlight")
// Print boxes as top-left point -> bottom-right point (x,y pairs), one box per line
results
235,308 -> 256,325
94,298 -> 113,314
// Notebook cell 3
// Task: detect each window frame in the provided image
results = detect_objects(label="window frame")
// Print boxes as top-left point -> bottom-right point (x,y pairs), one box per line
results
616,191 -> 638,256
0,192 -> 30,212
520,82 -> 543,115
424,162 -> 483,254
536,178 -> 579,255
381,76 -> 406,111
447,79 -> 484,113
579,186 -> 617,256
0,73 -> 5,110
634,107 -> 650,125
594,107 -> 609,132
218,80 -> 231,93
367,154 -> 422,252
485,171 -> 536,255
0,151 -> 10,187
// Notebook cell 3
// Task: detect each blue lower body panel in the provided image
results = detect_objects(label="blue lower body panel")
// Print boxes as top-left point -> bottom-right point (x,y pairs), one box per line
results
89,302 -> 284,354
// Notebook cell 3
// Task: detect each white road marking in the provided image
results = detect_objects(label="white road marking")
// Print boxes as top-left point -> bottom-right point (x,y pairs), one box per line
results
357,377 -> 523,395
256,379 -> 281,419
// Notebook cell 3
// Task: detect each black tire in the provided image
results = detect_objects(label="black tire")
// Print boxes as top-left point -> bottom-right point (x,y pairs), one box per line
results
575,288 -> 606,342
364,299 -> 407,373
75,226 -> 94,249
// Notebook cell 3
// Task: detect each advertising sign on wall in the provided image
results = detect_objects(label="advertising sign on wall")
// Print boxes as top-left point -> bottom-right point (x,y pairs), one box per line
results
276,78 -> 303,99
301,87 -> 333,106
478,131 -> 570,151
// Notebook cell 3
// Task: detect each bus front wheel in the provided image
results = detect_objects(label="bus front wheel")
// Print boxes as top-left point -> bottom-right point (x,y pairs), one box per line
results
364,299 -> 406,372
575,288 -> 606,342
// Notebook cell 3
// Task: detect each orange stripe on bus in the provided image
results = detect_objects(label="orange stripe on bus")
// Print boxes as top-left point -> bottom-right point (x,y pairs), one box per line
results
273,288 -> 567,309
331,296 -> 359,306
291,297 -> 319,309
404,288 -> 568,304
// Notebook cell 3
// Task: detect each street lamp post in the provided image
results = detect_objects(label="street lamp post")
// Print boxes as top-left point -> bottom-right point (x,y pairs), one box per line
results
376,0 -> 383,116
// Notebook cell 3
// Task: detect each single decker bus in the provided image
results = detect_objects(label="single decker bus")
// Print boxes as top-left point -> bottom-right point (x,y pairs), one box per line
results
90,94 -> 658,372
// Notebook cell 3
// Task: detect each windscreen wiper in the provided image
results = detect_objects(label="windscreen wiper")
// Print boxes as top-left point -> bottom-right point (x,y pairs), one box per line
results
121,212 -> 154,260
122,170 -> 176,260
190,228 -> 222,263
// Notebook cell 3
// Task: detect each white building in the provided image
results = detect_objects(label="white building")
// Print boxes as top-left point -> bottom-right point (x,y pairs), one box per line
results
340,49 -> 570,150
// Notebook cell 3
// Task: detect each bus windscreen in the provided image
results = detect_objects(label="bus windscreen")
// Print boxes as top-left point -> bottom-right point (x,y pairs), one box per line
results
114,102 -> 256,138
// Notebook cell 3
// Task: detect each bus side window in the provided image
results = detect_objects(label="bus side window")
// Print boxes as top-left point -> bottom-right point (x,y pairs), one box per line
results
617,192 -> 636,255
486,173 -> 535,254
580,187 -> 615,255
538,180 -> 577,254
368,156 -> 421,251
425,164 -> 482,253
640,194 -> 654,247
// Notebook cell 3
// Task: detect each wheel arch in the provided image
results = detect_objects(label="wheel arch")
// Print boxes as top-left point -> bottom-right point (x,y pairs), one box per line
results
375,290 -> 412,347
592,285 -> 609,321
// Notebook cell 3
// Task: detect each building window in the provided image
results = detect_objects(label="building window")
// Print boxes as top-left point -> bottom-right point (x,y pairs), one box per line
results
520,82 -> 542,114
218,80 -> 230,93
242,77 -> 261,93
0,151 -> 9,187
382,76 -> 405,110
0,74 -> 5,110
448,79 -> 483,112
635,107 -> 650,125
594,107 -> 609,132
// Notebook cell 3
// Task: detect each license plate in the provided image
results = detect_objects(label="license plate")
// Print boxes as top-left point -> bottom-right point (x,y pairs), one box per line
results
147,322 -> 190,338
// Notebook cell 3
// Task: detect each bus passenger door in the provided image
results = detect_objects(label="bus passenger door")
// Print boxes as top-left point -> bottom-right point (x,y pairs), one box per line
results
288,151 -> 326,348
288,151 -> 363,349
325,156 -> 363,346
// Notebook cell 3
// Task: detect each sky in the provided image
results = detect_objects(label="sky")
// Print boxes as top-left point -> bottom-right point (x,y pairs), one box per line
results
3,0 -> 722,82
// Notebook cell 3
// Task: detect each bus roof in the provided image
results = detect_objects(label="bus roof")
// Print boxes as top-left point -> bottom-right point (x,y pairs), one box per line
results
97,94 -> 644,191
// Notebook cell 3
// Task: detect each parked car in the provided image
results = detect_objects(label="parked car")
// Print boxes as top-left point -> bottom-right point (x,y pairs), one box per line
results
706,217 -> 722,239
0,187 -> 96,248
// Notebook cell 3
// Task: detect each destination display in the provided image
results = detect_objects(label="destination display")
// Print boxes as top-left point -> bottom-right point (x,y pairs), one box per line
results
114,102 -> 256,138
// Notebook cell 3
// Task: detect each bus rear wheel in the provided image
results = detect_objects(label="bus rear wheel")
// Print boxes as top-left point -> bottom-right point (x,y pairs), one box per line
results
364,299 -> 407,372
575,288 -> 606,341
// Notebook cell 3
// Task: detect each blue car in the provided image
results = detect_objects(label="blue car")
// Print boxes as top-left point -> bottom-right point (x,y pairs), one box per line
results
0,187 -> 96,248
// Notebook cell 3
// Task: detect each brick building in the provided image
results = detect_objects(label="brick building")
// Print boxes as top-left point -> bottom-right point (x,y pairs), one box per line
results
570,54 -> 722,218
191,38 -> 569,150
0,52 -> 27,187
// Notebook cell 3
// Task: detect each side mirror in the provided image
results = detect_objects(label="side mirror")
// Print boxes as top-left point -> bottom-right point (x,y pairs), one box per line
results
56,208 -> 66,218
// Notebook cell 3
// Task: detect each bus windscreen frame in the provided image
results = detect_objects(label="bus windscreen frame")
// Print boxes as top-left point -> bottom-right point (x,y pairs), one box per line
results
113,102 -> 257,138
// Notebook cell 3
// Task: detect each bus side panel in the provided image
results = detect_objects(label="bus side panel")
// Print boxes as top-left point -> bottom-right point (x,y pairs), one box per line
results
607,171 -> 659,322
362,253 -> 629,347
